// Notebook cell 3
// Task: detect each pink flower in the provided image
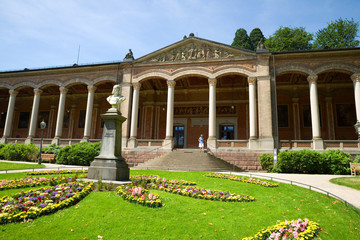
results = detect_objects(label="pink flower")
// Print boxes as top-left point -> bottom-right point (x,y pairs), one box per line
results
293,231 -> 299,238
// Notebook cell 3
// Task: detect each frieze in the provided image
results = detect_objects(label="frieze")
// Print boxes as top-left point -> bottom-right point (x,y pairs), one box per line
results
143,42 -> 250,63
174,105 -> 236,116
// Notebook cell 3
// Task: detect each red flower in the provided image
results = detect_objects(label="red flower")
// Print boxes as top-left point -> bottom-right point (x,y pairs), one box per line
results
56,200 -> 59,203
24,208 -> 28,212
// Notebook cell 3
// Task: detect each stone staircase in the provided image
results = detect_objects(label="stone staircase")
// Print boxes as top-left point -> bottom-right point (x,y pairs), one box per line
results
133,149 -> 243,172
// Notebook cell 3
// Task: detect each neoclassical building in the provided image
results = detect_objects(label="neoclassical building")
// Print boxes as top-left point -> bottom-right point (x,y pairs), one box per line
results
0,35 -> 359,169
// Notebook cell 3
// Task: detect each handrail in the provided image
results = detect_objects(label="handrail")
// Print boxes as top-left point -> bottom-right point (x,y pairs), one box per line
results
233,172 -> 360,213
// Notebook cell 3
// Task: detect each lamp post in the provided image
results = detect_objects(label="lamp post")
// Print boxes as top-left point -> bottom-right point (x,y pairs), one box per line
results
38,120 -> 47,165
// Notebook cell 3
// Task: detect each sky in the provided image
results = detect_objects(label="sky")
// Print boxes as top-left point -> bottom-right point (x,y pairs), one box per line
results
0,0 -> 359,72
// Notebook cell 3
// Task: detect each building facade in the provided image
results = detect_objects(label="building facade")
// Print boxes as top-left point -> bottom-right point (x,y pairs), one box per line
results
1,36 -> 359,169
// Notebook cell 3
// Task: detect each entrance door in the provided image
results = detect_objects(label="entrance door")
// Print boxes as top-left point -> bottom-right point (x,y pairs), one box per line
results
173,126 -> 185,148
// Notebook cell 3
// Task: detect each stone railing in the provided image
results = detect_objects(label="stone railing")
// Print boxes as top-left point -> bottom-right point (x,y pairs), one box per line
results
280,140 -> 359,150
217,140 -> 249,148
137,139 -> 164,147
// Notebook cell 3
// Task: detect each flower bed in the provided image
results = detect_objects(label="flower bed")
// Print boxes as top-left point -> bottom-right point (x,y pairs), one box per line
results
130,175 -> 196,186
242,218 -> 320,240
205,173 -> 279,187
0,176 -> 69,191
147,183 -> 255,202
27,169 -> 88,176
0,181 -> 93,224
117,185 -> 162,208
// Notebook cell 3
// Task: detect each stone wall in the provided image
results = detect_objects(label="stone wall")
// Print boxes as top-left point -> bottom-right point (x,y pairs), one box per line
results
122,150 -> 168,167
209,151 -> 264,171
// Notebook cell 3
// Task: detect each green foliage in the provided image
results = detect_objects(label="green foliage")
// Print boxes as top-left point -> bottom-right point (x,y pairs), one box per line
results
273,149 -> 351,174
0,143 -> 39,162
231,28 -> 251,50
55,142 -> 101,166
42,143 -> 62,154
313,18 -> 360,49
0,143 -> 6,160
249,28 -> 265,51
259,153 -> 274,172
265,26 -> 313,52
353,155 -> 360,163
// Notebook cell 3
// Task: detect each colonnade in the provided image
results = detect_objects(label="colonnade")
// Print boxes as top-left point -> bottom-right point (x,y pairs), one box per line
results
0,85 -> 98,144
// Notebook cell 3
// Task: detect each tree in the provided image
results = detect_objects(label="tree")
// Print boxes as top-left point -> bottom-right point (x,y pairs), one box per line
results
249,28 -> 265,51
265,26 -> 313,52
231,28 -> 251,50
313,18 -> 360,49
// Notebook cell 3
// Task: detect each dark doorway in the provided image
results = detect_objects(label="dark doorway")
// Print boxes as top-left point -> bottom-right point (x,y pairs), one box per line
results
173,126 -> 185,148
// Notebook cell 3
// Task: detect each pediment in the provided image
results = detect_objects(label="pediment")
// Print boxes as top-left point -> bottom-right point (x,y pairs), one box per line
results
135,37 -> 256,64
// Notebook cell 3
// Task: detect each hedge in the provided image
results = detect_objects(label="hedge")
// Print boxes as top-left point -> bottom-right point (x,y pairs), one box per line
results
55,142 -> 101,166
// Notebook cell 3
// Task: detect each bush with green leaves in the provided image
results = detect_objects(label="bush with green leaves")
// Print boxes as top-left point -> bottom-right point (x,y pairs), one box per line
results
42,143 -> 62,154
0,143 -> 39,161
353,155 -> 360,163
264,149 -> 351,174
259,153 -> 274,171
0,143 -> 6,159
56,142 -> 101,166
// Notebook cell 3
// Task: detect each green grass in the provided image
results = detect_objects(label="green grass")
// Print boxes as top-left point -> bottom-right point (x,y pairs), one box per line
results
0,170 -> 359,239
0,162 -> 45,171
330,177 -> 360,190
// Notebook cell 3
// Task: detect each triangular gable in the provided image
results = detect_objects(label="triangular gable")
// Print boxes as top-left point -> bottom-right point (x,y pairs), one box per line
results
135,37 -> 256,64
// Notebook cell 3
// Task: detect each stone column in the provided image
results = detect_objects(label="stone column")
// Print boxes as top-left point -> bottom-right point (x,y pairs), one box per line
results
207,78 -> 217,149
163,80 -> 176,149
352,74 -> 360,121
128,82 -> 141,148
68,104 -> 77,139
325,97 -> 335,140
1,90 -> 18,143
25,89 -> 42,144
248,77 -> 257,144
52,87 -> 68,145
82,85 -> 96,141
307,75 -> 323,149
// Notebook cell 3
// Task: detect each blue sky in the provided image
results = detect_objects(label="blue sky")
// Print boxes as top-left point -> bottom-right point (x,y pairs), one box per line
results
0,0 -> 359,72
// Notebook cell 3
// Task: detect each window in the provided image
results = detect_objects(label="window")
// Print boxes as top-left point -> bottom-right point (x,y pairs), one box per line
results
18,112 -> 30,128
220,125 -> 234,140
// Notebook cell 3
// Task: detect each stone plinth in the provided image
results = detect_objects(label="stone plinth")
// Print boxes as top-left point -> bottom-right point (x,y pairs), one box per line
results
88,108 -> 129,181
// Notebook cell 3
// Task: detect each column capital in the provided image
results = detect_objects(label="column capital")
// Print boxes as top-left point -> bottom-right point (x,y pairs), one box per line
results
9,90 -> 18,96
34,88 -> 43,95
132,82 -> 142,90
87,85 -> 97,92
248,77 -> 257,84
167,80 -> 176,88
307,75 -> 318,83
59,87 -> 68,94
351,73 -> 360,82
208,78 -> 217,86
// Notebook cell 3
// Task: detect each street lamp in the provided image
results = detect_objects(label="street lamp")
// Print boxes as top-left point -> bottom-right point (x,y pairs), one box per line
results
38,120 -> 47,165
354,121 -> 360,140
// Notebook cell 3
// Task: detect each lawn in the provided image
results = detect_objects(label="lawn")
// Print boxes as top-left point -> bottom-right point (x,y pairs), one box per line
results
330,177 -> 360,191
0,162 -> 46,171
0,170 -> 359,239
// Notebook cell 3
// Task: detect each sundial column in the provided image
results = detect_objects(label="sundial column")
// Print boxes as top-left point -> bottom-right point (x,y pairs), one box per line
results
163,80 -> 176,149
207,78 -> 217,150
52,87 -> 68,145
1,90 -> 18,143
307,75 -> 323,149
128,82 -> 141,148
25,89 -> 42,144
82,85 -> 96,142
352,73 -> 360,123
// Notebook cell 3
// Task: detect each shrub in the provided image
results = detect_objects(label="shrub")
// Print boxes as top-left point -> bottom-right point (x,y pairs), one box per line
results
0,143 -> 39,161
42,143 -> 62,154
353,155 -> 360,163
56,142 -> 101,166
0,143 -> 6,159
273,149 -> 351,175
321,150 -> 351,175
259,153 -> 274,172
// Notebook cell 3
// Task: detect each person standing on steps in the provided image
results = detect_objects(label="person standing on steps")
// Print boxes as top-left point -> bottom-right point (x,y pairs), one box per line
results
198,134 -> 204,152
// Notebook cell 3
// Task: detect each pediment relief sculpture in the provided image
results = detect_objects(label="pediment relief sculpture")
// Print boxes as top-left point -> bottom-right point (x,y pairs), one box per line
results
142,42 -> 253,63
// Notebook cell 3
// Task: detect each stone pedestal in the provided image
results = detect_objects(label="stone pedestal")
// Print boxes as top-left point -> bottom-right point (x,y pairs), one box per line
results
88,108 -> 129,181
312,138 -> 324,150
163,137 -> 174,150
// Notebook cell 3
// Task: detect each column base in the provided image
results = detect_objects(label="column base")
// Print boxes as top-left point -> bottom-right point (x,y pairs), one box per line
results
163,137 -> 174,150
312,138 -> 324,150
207,138 -> 217,151
51,137 -> 60,145
128,137 -> 137,148
81,137 -> 89,143
258,137 -> 275,150
25,137 -> 33,145
88,156 -> 129,181
0,137 -> 7,144
248,138 -> 259,149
